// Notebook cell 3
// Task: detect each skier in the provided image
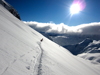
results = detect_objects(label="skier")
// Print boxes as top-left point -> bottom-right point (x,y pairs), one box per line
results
40,38 -> 43,42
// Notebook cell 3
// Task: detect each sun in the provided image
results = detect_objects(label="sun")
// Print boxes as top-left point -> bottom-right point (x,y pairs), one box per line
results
70,4 -> 80,15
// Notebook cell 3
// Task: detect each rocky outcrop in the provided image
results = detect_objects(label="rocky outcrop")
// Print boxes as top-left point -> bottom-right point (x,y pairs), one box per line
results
0,0 -> 21,20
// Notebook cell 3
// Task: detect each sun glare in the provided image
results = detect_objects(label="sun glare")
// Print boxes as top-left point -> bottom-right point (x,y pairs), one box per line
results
70,4 -> 80,15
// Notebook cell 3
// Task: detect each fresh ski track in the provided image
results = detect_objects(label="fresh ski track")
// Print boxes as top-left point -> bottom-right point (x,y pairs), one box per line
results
33,42 -> 44,75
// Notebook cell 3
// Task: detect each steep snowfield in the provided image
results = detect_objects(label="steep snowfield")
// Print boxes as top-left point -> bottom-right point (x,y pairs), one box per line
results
0,3 -> 100,75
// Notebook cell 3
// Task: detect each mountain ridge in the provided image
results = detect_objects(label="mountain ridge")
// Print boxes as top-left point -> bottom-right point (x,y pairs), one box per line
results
0,0 -> 21,20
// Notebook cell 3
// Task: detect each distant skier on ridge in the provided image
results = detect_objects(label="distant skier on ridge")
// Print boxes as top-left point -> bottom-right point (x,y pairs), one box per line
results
40,38 -> 43,42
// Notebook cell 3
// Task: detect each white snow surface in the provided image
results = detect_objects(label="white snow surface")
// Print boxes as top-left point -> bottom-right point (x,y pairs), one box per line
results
78,53 -> 100,64
0,4 -> 100,75
78,40 -> 100,64
90,40 -> 100,45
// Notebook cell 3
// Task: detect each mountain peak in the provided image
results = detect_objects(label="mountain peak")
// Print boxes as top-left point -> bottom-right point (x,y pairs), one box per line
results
79,38 -> 93,45
0,0 -> 21,20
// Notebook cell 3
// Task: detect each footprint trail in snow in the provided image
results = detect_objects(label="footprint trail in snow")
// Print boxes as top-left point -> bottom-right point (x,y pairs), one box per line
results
33,42 -> 44,75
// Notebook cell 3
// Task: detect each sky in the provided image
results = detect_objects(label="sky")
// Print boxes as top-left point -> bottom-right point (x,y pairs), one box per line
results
5,0 -> 100,26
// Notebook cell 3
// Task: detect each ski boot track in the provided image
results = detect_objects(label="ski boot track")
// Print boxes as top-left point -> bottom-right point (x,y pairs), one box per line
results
33,42 -> 44,75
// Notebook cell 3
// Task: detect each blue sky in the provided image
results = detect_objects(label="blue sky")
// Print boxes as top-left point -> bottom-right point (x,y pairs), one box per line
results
6,0 -> 100,26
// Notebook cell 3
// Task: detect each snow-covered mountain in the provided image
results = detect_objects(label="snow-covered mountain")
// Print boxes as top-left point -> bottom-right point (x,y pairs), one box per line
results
51,34 -> 100,46
77,40 -> 100,64
63,38 -> 100,64
63,38 -> 93,55
0,0 -> 21,20
0,1 -> 100,75
80,40 -> 100,53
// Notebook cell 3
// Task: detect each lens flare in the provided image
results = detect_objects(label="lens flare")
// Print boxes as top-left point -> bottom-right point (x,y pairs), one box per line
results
74,0 -> 86,11
70,0 -> 86,15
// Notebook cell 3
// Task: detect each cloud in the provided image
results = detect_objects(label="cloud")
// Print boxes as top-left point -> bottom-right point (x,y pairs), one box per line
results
24,21 -> 100,35
23,21 -> 51,32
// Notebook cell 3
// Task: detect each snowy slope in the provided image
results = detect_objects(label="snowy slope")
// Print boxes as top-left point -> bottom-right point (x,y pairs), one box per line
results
0,2 -> 100,75
78,53 -> 100,64
78,40 -> 100,64
63,38 -> 100,64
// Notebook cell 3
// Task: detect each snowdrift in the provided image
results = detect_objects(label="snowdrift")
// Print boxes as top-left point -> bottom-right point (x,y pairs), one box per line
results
0,2 -> 100,75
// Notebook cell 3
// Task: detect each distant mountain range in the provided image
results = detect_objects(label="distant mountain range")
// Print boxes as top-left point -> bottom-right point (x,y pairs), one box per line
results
63,38 -> 93,55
